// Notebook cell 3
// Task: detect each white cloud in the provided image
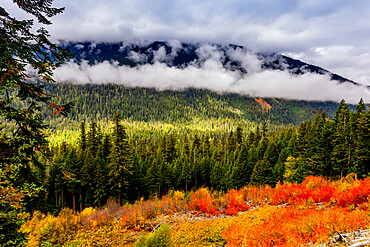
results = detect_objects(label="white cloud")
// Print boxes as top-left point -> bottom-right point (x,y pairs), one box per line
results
53,53 -> 370,105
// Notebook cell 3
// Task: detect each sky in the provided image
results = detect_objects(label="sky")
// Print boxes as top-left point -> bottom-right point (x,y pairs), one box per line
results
4,0 -> 370,103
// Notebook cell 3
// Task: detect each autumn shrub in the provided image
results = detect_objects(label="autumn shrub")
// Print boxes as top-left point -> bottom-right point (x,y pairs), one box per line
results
222,205 -> 370,247
71,219 -> 136,246
169,190 -> 188,212
79,207 -> 98,228
21,208 -> 80,246
337,178 -> 370,208
223,189 -> 250,215
241,185 -> 274,206
302,175 -> 329,189
189,188 -> 218,215
310,185 -> 340,204
173,218 -> 231,246
269,183 -> 310,205
135,224 -> 174,247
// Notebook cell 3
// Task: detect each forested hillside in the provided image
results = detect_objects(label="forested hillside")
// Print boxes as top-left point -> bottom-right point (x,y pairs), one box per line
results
38,83 -> 341,138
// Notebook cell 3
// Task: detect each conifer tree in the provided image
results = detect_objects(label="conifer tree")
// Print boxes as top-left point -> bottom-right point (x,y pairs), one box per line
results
65,147 -> 82,212
79,122 -> 87,152
332,100 -> 353,178
250,159 -> 273,185
352,99 -> 370,177
146,158 -> 161,195
232,144 -> 252,188
108,113 -> 132,204
1,1 -> 71,244
307,109 -> 332,176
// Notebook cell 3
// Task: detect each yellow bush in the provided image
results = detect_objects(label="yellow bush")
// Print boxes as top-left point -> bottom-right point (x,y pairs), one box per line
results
80,207 -> 96,218
21,208 -> 80,246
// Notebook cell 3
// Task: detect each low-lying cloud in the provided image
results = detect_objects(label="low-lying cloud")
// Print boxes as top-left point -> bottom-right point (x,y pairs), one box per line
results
53,57 -> 370,105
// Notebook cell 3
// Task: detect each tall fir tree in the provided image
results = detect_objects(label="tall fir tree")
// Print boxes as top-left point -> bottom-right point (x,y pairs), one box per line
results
108,113 -> 132,205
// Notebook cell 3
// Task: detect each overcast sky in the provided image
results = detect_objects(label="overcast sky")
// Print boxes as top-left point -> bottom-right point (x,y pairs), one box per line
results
4,0 -> 370,102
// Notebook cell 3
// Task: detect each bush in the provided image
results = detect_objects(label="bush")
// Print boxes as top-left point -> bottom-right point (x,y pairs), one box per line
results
189,188 -> 218,215
223,189 -> 250,215
135,224 -> 173,247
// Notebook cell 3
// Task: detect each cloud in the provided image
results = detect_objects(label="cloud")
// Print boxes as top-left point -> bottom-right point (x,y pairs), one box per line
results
53,46 -> 370,104
4,0 -> 370,86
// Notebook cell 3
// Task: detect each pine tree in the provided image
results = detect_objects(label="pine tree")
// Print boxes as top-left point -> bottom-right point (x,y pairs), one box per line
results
108,113 -> 132,205
79,122 -> 87,152
232,144 -> 252,188
306,109 -> 332,176
1,1 -> 71,244
87,122 -> 98,156
65,147 -> 82,212
146,158 -> 162,196
352,99 -> 370,177
250,159 -> 273,186
332,100 -> 354,178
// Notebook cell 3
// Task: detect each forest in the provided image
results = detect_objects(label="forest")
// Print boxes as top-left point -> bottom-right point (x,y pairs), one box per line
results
31,98 -> 369,213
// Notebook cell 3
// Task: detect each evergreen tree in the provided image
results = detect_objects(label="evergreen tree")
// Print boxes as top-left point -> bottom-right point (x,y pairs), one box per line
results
79,122 -> 87,152
146,158 -> 161,196
64,147 -> 82,212
352,99 -> 370,177
108,113 -> 132,205
306,109 -> 332,176
250,159 -> 273,186
332,100 -> 353,178
232,144 -> 252,188
87,122 -> 98,156
0,1 -> 71,244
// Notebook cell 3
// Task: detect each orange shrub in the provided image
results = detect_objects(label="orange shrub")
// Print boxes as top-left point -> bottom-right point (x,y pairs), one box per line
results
337,178 -> 370,208
223,189 -> 250,215
189,188 -> 219,215
302,175 -> 328,188
222,206 -> 370,247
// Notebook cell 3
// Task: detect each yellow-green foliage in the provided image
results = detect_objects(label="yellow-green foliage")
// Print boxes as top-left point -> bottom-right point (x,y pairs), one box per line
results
21,207 -> 136,247
135,224 -> 174,247
172,218 -> 231,247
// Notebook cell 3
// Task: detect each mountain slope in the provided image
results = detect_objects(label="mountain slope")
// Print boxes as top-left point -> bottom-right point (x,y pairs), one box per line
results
44,83 -> 340,130
66,41 -> 357,85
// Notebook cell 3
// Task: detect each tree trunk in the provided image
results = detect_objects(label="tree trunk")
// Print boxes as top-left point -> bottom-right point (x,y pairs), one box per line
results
73,193 -> 76,212
80,194 -> 82,212
55,182 -> 58,207
61,188 -> 64,208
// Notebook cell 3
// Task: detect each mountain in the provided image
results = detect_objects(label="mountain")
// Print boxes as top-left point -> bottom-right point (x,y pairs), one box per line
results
66,41 -> 357,85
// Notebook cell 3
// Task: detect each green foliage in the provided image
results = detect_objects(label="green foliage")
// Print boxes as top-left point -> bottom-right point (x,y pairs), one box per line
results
135,224 -> 174,247
1,1 -> 71,245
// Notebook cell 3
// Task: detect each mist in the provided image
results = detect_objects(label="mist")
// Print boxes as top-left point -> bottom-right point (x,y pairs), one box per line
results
53,44 -> 370,105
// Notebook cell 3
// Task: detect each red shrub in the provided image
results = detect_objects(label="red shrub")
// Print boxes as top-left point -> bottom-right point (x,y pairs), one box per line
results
189,188 -> 219,215
224,189 -> 250,215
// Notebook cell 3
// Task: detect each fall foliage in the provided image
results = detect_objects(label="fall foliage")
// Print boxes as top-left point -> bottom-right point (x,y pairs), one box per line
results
21,175 -> 370,246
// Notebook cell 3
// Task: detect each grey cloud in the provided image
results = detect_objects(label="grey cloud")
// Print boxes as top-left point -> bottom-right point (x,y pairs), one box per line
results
4,0 -> 370,86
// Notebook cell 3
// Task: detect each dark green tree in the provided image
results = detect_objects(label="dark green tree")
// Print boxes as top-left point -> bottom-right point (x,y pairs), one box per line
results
332,100 -> 353,178
79,122 -> 87,152
108,113 -> 132,204
352,99 -> 370,177
0,1 -> 71,245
